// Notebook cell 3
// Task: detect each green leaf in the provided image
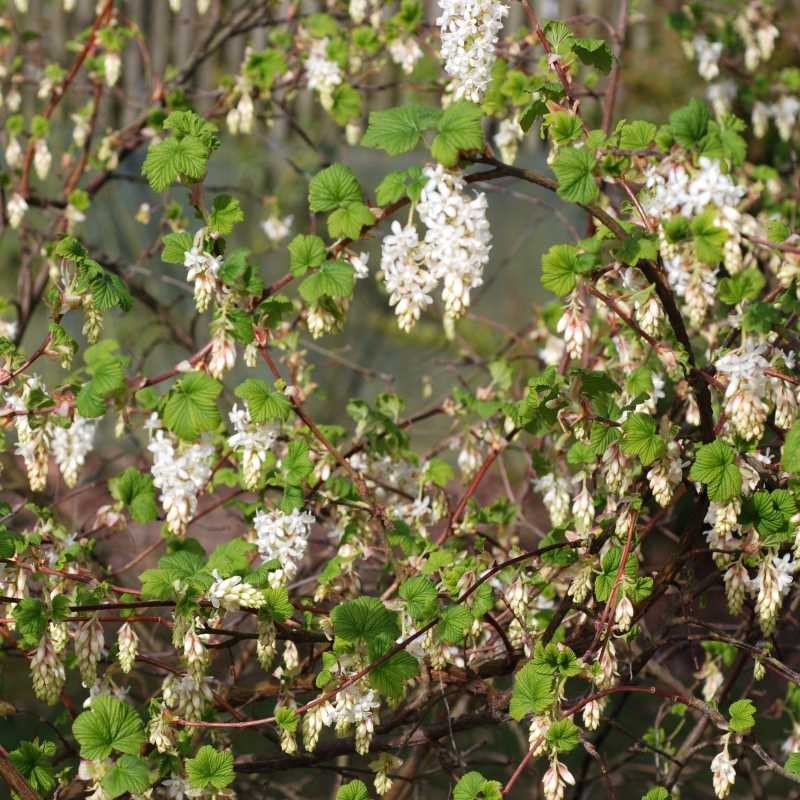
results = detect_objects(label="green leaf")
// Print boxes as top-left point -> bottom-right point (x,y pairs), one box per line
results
299,260 -> 355,304
282,439 -> 314,486
72,697 -> 145,760
186,746 -> 235,790
12,598 -> 46,647
572,37 -> 614,73
541,244 -> 594,295
275,706 -> 298,733
784,753 -> 800,776
288,234 -> 327,277
546,719 -> 581,753
161,231 -> 193,264
509,661 -> 556,720
8,740 -> 57,794
208,194 -> 244,235
669,99 -> 710,148
782,421 -> 800,473
207,538 -> 256,577
436,604 -> 472,644
728,698 -> 755,733
424,457 -> 455,488
453,771 -> 503,800
767,219 -> 790,243
621,413 -> 665,466
641,788 -> 669,800
163,370 -> 222,441
108,468 -> 158,523
327,201 -> 376,240
336,780 -> 369,800
259,587 -> 294,621
308,164 -> 363,212
331,597 -> 400,646
552,147 -> 598,204
142,135 -> 208,192
691,209 -> 727,264
690,441 -> 742,502
399,576 -> 438,622
369,649 -> 419,699
430,101 -> 484,167
718,268 -> 765,305
101,755 -> 151,799
619,121 -> 657,149
329,84 -> 362,125
235,378 -> 292,423
362,105 -> 439,155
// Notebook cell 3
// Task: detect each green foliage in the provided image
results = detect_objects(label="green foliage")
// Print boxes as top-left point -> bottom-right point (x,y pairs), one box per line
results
509,661 -> 556,720
430,101 -> 484,166
552,147 -> 599,204
163,370 -> 222,440
235,378 -> 292,422
186,746 -> 235,790
690,441 -> 742,502
72,697 -> 145,760
337,781 -> 370,800
101,755 -> 151,799
728,698 -> 756,733
621,413 -> 665,466
453,772 -> 503,800
541,243 -> 594,295
8,739 -> 57,794
108,468 -> 158,523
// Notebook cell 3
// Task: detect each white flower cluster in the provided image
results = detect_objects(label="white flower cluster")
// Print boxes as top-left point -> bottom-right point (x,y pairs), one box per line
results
253,506 -> 315,586
31,635 -> 65,704
494,115 -> 524,164
389,37 -> 423,75
379,164 -> 492,331
533,473 -> 571,528
52,415 -> 96,488
714,342 -> 770,441
750,552 -> 795,634
305,37 -> 341,110
208,570 -> 265,611
227,404 -> 276,490
333,681 -> 381,755
437,0 -> 508,102
752,96 -> 800,141
183,236 -> 222,313
644,157 -> 746,220
689,35 -> 723,81
261,214 -> 293,243
734,3 -> 779,72
711,736 -> 737,798
147,417 -> 215,536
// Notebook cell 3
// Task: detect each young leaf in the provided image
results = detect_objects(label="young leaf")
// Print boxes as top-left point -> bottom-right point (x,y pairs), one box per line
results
336,780 -> 369,800
72,697 -> 145,760
235,378 -> 292,423
298,260 -> 355,304
101,755 -> 151,799
453,771 -> 503,800
399,575 -> 438,622
621,413 -> 666,466
163,370 -> 222,441
509,662 -> 556,720
430,101 -> 484,167
288,234 -> 327,277
308,164 -> 363,213
728,698 -> 755,733
362,105 -> 439,155
108,468 -> 158,523
690,440 -> 742,502
552,147 -> 598,204
186,746 -> 235,790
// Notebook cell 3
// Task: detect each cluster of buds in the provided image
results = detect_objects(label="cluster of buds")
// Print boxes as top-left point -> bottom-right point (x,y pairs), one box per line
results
209,572 -> 265,612
75,617 -> 104,687
117,622 -> 138,674
31,635 -> 65,705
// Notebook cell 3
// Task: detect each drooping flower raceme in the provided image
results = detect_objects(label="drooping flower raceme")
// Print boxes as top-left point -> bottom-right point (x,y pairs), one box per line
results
183,237 -> 222,313
437,0 -> 509,102
147,419 -> 215,536
208,570 -> 265,611
253,507 -> 315,586
52,414 -> 96,488
305,37 -> 341,110
227,404 -> 276,490
379,221 -> 436,332
417,164 -> 492,320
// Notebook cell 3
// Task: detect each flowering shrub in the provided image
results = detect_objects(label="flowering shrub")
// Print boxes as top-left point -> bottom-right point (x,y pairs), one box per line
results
3,1 -> 800,799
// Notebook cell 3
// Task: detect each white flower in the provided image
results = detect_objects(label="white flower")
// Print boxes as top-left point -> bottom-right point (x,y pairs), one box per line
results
52,414 -> 96,487
104,52 -> 121,87
542,758 -> 575,800
306,38 -> 341,110
148,426 -> 215,536
183,242 -> 222,312
261,214 -> 293,243
209,570 -> 265,611
437,0 -> 509,102
7,192 -> 28,229
417,164 -> 492,320
33,139 -> 51,180
227,404 -> 276,490
494,115 -> 524,164
253,507 -> 315,585
692,35 -> 723,81
380,221 -> 436,332
349,251 -> 370,279
389,37 -> 423,75
711,743 -> 737,798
